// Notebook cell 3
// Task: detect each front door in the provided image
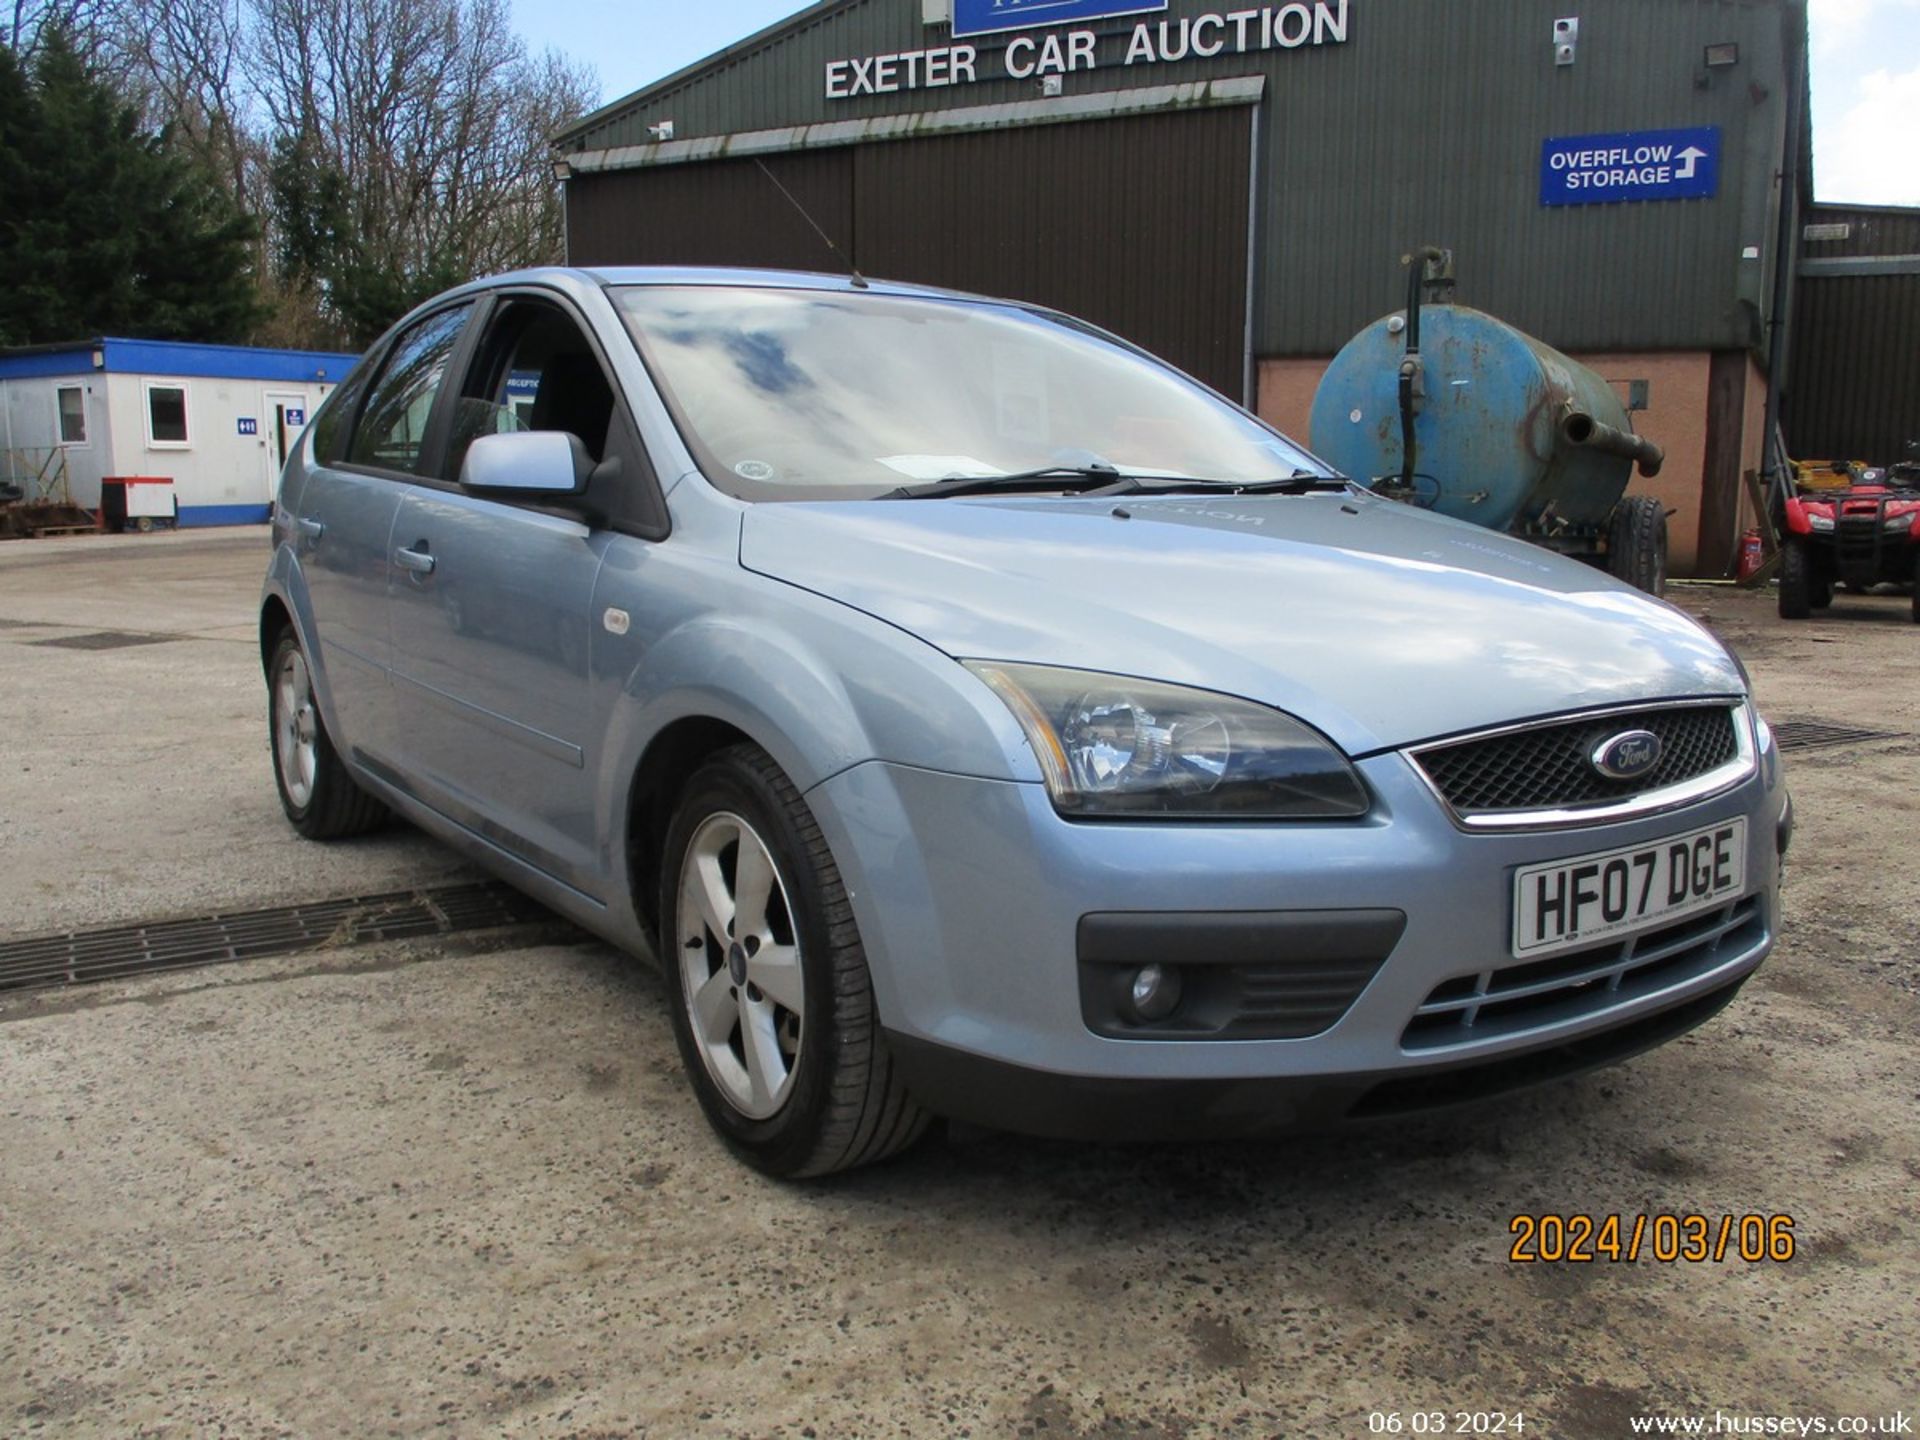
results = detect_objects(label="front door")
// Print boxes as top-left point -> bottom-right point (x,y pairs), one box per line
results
385,294 -> 621,896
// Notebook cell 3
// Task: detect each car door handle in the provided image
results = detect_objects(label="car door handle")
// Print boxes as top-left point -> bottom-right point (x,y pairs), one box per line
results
295,517 -> 324,542
394,546 -> 436,576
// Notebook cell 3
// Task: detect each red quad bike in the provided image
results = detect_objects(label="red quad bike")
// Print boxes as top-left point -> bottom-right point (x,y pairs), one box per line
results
1778,454 -> 1920,623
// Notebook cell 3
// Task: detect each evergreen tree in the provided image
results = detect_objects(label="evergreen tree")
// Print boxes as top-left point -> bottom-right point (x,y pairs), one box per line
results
268,126 -> 470,349
0,28 -> 262,345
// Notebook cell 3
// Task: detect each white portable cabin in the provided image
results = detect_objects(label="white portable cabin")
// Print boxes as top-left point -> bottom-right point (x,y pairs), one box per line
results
0,337 -> 360,525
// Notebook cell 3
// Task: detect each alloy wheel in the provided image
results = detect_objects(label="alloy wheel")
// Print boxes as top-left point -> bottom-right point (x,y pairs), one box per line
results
674,811 -> 806,1119
273,648 -> 319,809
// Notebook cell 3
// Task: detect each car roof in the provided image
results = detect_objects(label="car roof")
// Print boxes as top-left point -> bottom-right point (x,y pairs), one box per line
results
452,264 -> 1004,307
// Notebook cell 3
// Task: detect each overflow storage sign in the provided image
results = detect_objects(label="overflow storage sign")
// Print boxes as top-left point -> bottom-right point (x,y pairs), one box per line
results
1540,126 -> 1720,206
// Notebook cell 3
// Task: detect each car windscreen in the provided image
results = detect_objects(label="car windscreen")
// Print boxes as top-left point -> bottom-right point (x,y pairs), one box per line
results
612,285 -> 1325,500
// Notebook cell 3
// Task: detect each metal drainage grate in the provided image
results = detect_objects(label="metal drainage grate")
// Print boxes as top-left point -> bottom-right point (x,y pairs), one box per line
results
0,882 -> 560,995
1771,720 -> 1903,753
30,630 -> 174,651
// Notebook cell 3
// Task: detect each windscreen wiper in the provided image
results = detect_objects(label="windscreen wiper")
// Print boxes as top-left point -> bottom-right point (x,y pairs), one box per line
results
874,464 -> 1132,501
1118,471 -> 1353,496
873,466 -> 1351,501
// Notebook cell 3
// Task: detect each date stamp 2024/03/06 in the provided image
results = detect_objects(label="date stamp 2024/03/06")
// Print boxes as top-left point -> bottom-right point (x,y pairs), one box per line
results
1507,1212 -> 1797,1264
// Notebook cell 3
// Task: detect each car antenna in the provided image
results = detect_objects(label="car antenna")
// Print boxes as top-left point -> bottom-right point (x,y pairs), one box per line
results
754,158 -> 869,289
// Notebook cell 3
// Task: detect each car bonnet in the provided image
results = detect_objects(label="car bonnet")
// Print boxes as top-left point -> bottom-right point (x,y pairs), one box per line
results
737,492 -> 1743,756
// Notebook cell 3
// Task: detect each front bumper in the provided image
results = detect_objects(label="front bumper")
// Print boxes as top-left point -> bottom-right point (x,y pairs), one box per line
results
806,736 -> 1787,1139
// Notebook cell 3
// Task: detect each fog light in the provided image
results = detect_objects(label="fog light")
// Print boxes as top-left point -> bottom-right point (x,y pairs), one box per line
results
1129,963 -> 1183,1021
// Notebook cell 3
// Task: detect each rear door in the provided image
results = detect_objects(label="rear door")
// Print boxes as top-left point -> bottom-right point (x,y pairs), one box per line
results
385,291 -> 643,897
291,302 -> 474,762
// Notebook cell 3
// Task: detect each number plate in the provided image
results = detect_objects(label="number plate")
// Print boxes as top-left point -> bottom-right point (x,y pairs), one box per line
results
1512,818 -> 1747,958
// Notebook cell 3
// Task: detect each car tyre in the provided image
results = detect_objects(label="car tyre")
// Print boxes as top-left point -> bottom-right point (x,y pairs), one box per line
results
1607,496 -> 1667,596
1778,538 -> 1813,620
660,743 -> 928,1178
1911,555 -> 1920,625
268,630 -> 389,839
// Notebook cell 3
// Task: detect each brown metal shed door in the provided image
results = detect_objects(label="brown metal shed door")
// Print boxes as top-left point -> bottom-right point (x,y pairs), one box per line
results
566,148 -> 855,272
565,105 -> 1255,400
852,107 -> 1254,400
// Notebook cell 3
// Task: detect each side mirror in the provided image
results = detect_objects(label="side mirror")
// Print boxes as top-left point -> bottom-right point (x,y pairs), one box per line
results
460,429 -> 594,496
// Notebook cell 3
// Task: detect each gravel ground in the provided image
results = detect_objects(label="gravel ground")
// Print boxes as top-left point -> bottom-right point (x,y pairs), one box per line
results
0,534 -> 1914,1438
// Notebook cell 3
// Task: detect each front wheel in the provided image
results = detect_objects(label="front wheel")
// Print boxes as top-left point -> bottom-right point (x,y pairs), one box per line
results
268,631 -> 388,839
1778,538 -> 1813,620
659,744 -> 928,1178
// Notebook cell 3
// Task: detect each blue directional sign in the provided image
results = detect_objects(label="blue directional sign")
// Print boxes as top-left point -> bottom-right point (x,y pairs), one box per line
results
953,0 -> 1165,39
1540,126 -> 1720,207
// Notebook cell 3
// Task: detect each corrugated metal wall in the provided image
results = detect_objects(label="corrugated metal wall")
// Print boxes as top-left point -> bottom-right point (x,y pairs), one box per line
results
569,149 -> 855,270
1784,205 -> 1920,464
560,0 -> 1799,359
568,107 -> 1253,396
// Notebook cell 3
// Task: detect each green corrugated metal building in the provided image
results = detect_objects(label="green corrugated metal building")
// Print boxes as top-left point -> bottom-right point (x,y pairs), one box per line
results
554,0 -> 1814,575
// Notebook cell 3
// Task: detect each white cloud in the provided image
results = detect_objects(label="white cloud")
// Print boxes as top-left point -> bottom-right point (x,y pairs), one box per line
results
1817,64 -> 1920,204
1809,0 -> 1920,53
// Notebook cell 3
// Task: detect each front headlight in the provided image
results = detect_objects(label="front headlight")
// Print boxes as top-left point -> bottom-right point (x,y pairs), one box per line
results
1807,513 -> 1835,532
963,661 -> 1369,819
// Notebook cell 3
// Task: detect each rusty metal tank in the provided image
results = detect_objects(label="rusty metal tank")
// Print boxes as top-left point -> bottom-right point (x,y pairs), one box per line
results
1307,304 -> 1662,535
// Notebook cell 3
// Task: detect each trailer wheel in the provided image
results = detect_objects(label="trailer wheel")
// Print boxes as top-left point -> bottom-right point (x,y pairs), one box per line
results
1607,496 -> 1667,597
1779,538 -> 1813,620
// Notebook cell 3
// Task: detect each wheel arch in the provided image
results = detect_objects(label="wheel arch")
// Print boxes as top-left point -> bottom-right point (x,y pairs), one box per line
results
260,593 -> 296,676
623,714 -> 761,955
598,603 -> 1027,958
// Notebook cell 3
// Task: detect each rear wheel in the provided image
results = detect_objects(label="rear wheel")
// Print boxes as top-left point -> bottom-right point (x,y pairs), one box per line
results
660,744 -> 928,1178
1912,554 -> 1920,624
268,631 -> 389,839
1778,539 -> 1813,620
1607,496 -> 1667,596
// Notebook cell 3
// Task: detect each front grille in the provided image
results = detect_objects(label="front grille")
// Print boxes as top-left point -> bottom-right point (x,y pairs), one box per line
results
1413,704 -> 1740,816
1401,895 -> 1764,1051
1355,977 -> 1749,1118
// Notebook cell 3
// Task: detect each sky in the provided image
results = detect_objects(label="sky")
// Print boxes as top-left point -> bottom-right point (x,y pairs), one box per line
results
510,0 -> 1920,207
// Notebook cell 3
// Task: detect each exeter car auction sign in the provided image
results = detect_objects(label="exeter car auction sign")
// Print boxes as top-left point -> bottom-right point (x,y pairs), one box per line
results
1540,126 -> 1721,206
825,0 -> 1348,98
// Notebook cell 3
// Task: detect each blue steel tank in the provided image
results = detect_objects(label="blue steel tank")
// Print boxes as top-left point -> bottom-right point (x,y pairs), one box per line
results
1308,305 -> 1664,538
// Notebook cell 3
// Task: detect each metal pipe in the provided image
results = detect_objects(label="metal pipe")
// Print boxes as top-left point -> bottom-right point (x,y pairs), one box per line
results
1397,246 -> 1447,489
1560,412 -> 1665,477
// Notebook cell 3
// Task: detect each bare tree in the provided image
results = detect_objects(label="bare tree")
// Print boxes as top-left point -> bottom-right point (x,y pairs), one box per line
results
243,0 -> 595,341
29,0 -> 597,345
120,0 -> 254,205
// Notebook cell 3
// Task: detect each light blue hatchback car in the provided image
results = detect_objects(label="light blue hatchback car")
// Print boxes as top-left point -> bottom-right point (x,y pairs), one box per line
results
262,267 -> 1790,1176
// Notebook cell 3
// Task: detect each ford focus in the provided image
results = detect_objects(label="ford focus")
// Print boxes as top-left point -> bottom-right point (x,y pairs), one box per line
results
260,268 -> 1790,1176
